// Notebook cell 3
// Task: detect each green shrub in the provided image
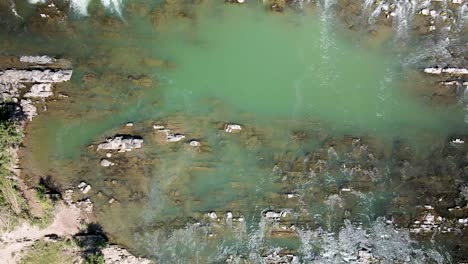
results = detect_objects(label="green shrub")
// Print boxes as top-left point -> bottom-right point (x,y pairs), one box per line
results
0,104 -> 25,230
84,252 -> 106,264
19,240 -> 76,264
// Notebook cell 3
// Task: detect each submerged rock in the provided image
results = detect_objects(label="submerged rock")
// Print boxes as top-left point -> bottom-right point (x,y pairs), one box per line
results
97,136 -> 143,152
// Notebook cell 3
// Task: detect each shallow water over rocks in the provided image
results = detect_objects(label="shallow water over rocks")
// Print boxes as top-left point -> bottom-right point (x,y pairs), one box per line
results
1,0 -> 467,263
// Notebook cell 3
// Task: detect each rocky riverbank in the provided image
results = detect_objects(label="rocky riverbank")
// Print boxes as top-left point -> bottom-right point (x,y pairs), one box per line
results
0,56 -> 152,263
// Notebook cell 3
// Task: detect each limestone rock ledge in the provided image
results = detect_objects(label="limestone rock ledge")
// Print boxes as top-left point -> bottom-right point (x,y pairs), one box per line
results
0,69 -> 73,83
0,58 -> 73,121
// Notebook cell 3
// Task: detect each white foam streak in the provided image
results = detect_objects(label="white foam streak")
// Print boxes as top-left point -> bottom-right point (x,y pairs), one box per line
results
368,1 -> 389,24
363,0 -> 376,13
459,4 -> 468,29
69,0 -> 91,16
394,0 -> 414,41
28,0 -> 123,16
463,86 -> 468,124
101,0 -> 124,16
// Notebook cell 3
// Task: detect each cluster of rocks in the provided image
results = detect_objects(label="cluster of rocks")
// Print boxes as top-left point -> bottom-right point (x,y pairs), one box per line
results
260,251 -> 297,264
0,55 -> 72,120
153,123 -> 199,145
77,181 -> 92,194
101,245 -> 152,264
361,0 -> 467,35
206,211 -> 245,223
263,209 -> 292,221
409,204 -> 468,234
154,124 -> 186,143
63,189 -> 93,214
97,135 -> 143,152
96,135 -> 143,170
94,122 -> 243,164
410,206 -> 446,233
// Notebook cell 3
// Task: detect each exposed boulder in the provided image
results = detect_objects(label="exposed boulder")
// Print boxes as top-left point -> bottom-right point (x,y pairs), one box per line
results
189,140 -> 201,147
263,210 -> 291,221
208,212 -> 218,220
100,159 -> 115,167
224,123 -> 242,133
450,138 -> 465,145
78,182 -> 92,194
166,133 -> 185,142
153,124 -> 165,130
97,136 -> 143,152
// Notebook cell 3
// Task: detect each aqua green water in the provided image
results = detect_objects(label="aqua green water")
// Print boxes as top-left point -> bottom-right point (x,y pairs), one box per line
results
3,0 -> 465,262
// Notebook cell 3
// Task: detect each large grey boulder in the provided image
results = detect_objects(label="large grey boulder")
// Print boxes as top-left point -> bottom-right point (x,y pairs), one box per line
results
97,136 -> 143,152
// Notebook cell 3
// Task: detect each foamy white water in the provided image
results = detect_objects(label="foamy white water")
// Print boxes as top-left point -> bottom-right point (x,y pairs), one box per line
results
459,4 -> 468,30
69,0 -> 91,16
28,0 -> 123,16
463,86 -> 468,124
101,0 -> 124,16
368,1 -> 389,24
392,0 -> 419,41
